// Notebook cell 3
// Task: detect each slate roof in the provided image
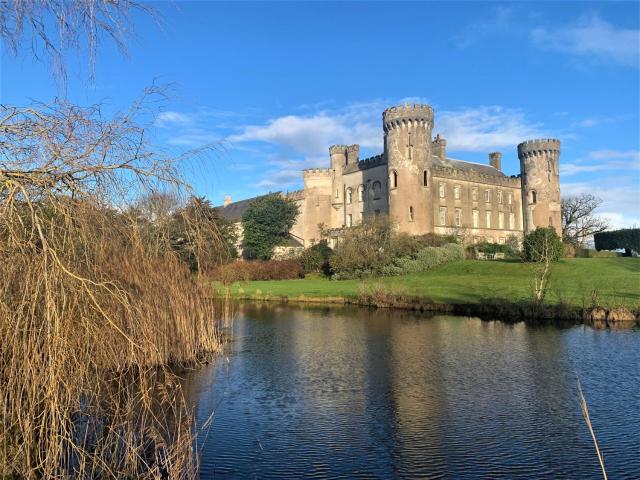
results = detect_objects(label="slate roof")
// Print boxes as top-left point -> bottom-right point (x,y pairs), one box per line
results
215,192 -> 281,222
434,156 -> 506,177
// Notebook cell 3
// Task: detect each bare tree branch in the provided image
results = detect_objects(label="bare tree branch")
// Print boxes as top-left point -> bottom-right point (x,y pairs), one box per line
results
562,194 -> 610,246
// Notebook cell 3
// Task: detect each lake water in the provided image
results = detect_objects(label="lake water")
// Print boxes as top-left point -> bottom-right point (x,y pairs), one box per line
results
183,303 -> 640,479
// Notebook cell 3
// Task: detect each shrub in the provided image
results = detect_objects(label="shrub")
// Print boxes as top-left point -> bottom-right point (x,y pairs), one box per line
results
471,241 -> 519,258
300,240 -> 333,274
522,227 -> 564,262
212,259 -> 304,284
575,248 -> 619,258
594,228 -> 640,255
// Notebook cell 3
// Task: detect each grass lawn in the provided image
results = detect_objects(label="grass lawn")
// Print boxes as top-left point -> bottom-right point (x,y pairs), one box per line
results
220,258 -> 640,309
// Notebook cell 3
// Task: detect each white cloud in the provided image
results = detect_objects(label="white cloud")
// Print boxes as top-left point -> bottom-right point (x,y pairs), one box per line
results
454,7 -> 515,48
531,13 -> 640,67
436,106 -> 543,152
560,150 -> 640,176
155,111 -> 193,128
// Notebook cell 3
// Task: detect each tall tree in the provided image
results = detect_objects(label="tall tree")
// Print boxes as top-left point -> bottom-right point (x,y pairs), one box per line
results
561,194 -> 609,246
241,194 -> 299,260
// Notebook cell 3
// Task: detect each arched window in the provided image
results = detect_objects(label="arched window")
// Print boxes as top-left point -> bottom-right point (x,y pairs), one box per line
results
390,170 -> 398,189
358,185 -> 365,202
423,170 -> 428,187
346,188 -> 353,204
530,190 -> 537,204
372,181 -> 382,200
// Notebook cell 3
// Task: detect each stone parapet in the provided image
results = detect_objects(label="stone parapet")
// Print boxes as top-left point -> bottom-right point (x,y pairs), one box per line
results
432,165 -> 522,187
343,153 -> 385,174
517,138 -> 561,158
383,104 -> 434,132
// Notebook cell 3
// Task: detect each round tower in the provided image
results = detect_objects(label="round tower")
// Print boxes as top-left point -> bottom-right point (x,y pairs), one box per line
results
383,104 -> 434,234
518,138 -> 561,235
329,145 -> 347,205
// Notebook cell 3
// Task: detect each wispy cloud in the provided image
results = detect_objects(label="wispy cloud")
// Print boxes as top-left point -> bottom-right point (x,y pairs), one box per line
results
155,111 -> 194,128
560,150 -> 640,176
436,106 -> 543,152
531,13 -> 640,67
454,6 -> 515,48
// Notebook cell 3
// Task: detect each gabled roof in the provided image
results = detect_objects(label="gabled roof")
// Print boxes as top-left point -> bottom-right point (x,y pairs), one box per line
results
215,192 -> 281,222
434,156 -> 506,177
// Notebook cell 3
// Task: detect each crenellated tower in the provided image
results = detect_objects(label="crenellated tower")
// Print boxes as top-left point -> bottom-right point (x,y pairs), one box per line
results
329,145 -> 347,205
518,138 -> 561,235
383,104 -> 434,234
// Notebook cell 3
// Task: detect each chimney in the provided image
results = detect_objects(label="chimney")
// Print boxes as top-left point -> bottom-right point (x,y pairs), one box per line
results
223,195 -> 232,207
432,134 -> 447,161
489,152 -> 502,171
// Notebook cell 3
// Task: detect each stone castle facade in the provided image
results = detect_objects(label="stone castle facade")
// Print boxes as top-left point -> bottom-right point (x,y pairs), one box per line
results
220,103 -> 562,250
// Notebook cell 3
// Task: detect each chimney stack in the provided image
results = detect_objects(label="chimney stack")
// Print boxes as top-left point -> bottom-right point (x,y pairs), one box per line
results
223,195 -> 232,207
489,152 -> 502,171
432,134 -> 447,161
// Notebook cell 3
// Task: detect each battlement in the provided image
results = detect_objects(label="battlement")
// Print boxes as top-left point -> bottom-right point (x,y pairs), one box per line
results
344,153 -> 386,174
286,189 -> 305,201
432,164 -> 522,188
517,138 -> 561,158
346,144 -> 359,153
329,145 -> 348,155
383,103 -> 434,131
303,168 -> 332,177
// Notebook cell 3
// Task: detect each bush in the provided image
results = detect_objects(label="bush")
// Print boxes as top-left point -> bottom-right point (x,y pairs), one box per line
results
212,259 -> 303,284
522,227 -> 564,262
594,228 -> 640,255
300,241 -> 333,274
469,241 -> 519,259
575,248 -> 619,258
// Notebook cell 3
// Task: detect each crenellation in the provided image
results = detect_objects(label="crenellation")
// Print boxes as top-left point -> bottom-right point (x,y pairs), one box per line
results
219,104 -> 561,248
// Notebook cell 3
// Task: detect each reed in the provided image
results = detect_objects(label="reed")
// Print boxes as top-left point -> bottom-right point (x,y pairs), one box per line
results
0,97 -> 221,478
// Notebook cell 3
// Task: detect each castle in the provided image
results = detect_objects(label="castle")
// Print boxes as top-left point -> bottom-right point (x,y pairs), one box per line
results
219,103 -> 561,251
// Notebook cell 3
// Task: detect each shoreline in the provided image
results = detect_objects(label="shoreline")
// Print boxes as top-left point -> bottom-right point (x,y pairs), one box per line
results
220,292 -> 639,329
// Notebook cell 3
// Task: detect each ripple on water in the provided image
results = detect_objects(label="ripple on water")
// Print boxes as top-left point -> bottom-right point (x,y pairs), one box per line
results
187,306 -> 640,479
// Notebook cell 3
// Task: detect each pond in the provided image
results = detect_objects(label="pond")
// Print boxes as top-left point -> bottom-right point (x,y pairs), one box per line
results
182,303 -> 639,479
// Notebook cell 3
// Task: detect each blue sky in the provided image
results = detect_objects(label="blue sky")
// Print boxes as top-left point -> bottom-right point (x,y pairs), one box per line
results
2,1 -> 639,226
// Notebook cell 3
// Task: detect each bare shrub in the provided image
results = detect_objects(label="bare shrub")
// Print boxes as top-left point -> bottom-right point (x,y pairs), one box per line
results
0,95 -> 221,478
211,259 -> 304,284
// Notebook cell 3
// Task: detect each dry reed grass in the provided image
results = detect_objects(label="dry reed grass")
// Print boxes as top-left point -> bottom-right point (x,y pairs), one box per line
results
0,95 -> 222,478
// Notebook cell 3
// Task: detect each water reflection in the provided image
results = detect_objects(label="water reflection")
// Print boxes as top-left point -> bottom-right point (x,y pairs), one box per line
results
184,303 -> 639,479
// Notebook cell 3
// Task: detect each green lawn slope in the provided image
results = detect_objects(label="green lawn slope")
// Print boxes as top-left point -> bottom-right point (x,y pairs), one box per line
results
221,258 -> 640,309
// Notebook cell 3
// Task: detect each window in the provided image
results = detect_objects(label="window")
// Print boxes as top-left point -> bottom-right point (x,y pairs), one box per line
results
499,237 -> 505,245
346,214 -> 352,227
439,207 -> 447,226
330,238 -> 337,248
372,181 -> 382,199
455,208 -> 462,227
346,188 -> 353,204
508,192 -> 513,205
359,211 -> 364,223
439,183 -> 445,198
454,185 -> 461,200
498,212 -> 504,229
472,209 -> 479,228
549,216 -> 553,227
423,170 -> 428,187
409,206 -> 414,222
530,190 -> 537,204
484,190 -> 491,202
486,211 -> 492,228
509,212 -> 515,230
473,236 -> 480,244
358,185 -> 364,202
335,189 -> 339,199
390,170 -> 398,189
497,191 -> 503,204
472,188 -> 478,201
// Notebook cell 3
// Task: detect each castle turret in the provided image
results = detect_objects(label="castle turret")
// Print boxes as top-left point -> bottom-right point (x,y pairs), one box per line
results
489,152 -> 502,171
432,134 -> 447,161
329,145 -> 347,206
346,144 -> 359,165
383,104 -> 434,234
518,139 -> 561,235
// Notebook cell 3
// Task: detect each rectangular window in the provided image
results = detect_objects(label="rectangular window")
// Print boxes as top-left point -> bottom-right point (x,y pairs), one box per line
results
439,207 -> 447,226
485,190 -> 491,202
409,206 -> 414,222
499,237 -> 505,245
486,211 -> 492,228
454,185 -> 461,200
439,183 -> 445,198
472,209 -> 479,228
497,191 -> 503,204
509,212 -> 515,230
498,212 -> 504,229
508,192 -> 513,205
472,188 -> 478,201
346,214 -> 352,227
455,208 -> 462,227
